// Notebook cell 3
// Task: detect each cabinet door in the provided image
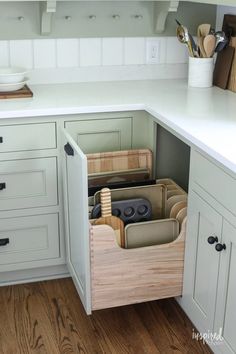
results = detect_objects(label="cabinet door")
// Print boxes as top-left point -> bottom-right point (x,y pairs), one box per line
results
61,128 -> 91,314
181,191 -> 222,333
65,117 -> 132,154
214,220 -> 236,353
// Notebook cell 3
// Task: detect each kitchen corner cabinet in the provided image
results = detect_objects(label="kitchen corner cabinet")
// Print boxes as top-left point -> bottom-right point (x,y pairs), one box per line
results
180,149 -> 236,354
61,111 -> 187,314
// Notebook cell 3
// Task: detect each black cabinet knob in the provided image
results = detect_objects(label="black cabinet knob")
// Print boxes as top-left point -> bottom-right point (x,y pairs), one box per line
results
0,137 -> 2,143
208,236 -> 218,245
215,243 -> 226,252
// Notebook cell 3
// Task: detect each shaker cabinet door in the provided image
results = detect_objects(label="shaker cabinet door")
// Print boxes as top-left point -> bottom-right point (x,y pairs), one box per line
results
214,220 -> 236,354
65,117 -> 132,154
61,128 -> 91,314
181,191 -> 222,333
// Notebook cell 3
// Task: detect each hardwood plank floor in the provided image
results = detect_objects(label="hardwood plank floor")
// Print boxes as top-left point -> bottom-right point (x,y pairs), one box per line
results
0,278 -> 212,354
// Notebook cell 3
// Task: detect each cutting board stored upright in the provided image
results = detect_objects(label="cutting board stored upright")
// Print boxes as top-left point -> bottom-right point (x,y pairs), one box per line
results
213,46 -> 235,89
222,14 -> 236,93
227,37 -> 236,92
87,149 -> 152,175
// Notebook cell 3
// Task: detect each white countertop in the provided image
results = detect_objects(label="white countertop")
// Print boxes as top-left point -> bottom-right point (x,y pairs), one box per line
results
1,79 -> 236,175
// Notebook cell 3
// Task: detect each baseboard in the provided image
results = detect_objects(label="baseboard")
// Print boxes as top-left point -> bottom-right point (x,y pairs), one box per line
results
0,264 -> 69,286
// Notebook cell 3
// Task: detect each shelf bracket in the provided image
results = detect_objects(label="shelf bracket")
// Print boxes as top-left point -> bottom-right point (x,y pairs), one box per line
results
154,1 -> 179,33
40,0 -> 57,35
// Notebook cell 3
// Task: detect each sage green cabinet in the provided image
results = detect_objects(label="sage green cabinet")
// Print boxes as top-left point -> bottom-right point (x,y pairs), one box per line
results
65,115 -> 132,154
214,220 -> 236,354
180,149 -> 236,353
181,190 -> 222,333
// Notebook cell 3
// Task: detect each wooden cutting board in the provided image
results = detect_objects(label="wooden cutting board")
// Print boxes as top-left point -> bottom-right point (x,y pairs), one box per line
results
213,46 -> 235,89
227,37 -> 236,92
87,149 -> 152,175
0,85 -> 33,99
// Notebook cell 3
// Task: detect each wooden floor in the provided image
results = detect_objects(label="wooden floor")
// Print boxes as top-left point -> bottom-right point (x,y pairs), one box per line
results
0,278 -> 212,354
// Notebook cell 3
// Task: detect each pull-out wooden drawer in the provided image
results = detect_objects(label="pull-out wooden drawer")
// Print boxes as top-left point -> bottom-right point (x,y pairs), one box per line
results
0,157 -> 58,211
0,122 -> 56,153
0,213 -> 59,269
90,220 -> 186,311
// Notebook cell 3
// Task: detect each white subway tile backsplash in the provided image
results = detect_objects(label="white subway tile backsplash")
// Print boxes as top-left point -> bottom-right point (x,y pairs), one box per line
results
102,38 -> 123,66
80,38 -> 102,67
166,37 -> 188,64
33,39 -> 56,68
0,36 -> 187,82
56,39 -> 79,68
124,38 -> 145,65
0,41 -> 9,67
9,40 -> 33,69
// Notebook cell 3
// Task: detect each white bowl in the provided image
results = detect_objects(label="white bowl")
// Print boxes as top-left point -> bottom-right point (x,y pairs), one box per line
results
0,67 -> 28,84
0,79 -> 28,92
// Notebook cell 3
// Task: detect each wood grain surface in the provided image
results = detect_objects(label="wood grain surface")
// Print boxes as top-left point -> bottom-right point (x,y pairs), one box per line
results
0,85 -> 33,99
91,220 -> 186,311
87,149 -> 152,175
94,188 -> 125,247
0,278 -> 212,354
227,37 -> 236,92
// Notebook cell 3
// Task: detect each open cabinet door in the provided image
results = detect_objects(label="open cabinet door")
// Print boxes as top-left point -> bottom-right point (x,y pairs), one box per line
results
61,128 -> 91,314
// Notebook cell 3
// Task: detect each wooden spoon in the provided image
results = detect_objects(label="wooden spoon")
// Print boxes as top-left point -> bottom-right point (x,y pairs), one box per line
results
198,36 -> 207,58
198,23 -> 211,38
95,188 -> 125,248
203,34 -> 216,58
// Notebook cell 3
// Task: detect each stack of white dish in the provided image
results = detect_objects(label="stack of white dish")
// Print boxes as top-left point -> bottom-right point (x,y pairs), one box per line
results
0,67 -> 28,92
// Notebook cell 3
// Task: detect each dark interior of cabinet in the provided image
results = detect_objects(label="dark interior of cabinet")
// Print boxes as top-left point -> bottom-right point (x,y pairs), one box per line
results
155,125 -> 190,192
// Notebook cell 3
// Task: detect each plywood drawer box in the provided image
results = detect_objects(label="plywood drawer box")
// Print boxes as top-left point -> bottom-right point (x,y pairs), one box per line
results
0,122 -> 56,153
191,150 -> 236,215
0,157 -> 58,211
90,220 -> 186,311
0,213 -> 59,269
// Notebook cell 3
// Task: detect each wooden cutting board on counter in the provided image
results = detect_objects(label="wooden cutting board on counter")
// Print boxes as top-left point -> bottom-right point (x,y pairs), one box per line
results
0,85 -> 33,99
87,149 -> 152,175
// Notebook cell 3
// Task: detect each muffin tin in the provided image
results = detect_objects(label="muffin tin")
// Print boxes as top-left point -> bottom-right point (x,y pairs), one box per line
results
91,198 -> 152,225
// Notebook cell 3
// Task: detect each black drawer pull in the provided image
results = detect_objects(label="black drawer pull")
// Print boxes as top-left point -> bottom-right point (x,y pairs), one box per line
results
0,183 -> 6,191
0,238 -> 9,246
0,137 -> 2,143
64,142 -> 74,156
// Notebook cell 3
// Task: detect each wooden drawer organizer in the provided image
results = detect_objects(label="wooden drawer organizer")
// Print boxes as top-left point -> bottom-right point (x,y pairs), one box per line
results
89,178 -> 187,311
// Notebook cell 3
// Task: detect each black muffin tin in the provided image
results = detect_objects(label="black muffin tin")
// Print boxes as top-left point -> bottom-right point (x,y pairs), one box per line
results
91,198 -> 152,225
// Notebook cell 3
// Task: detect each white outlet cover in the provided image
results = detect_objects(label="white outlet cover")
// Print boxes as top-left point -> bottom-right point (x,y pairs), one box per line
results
146,39 -> 160,64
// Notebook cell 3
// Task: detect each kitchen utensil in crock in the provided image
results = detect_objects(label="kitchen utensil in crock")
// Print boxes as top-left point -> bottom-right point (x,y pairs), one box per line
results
197,23 -> 211,38
203,34 -> 216,58
176,23 -> 194,57
214,31 -> 228,52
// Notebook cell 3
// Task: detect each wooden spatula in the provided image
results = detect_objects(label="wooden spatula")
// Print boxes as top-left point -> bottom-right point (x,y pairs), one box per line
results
203,34 -> 216,58
95,188 -> 125,248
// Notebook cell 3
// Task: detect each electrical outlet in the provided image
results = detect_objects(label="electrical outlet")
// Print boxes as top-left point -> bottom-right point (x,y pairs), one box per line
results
146,39 -> 160,64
